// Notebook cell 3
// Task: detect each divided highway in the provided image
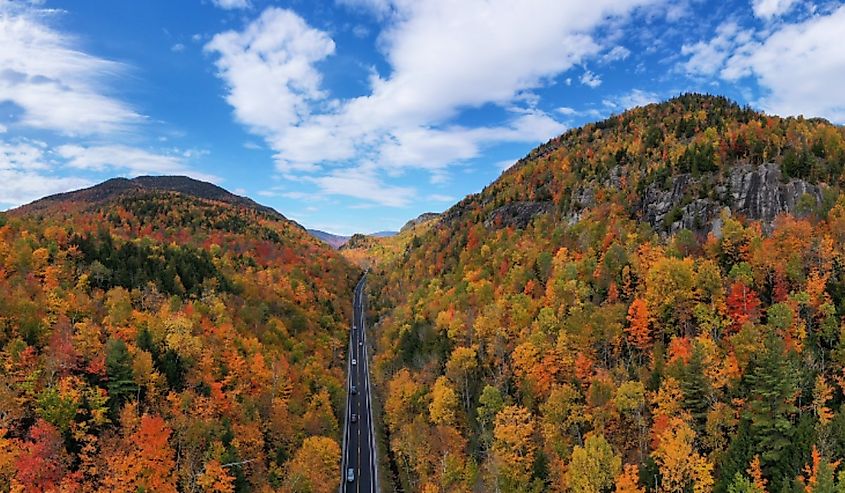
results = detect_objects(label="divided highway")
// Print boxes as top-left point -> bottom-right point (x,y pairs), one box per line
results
340,273 -> 379,492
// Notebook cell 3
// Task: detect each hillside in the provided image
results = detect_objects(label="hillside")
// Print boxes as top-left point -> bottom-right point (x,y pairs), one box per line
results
367,94 -> 845,492
340,212 -> 441,268
0,176 -> 358,492
308,229 -> 397,250
308,229 -> 350,249
17,175 -> 284,220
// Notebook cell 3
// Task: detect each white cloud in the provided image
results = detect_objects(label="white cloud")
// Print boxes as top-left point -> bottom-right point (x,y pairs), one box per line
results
0,140 -> 50,171
0,139 -> 92,207
56,144 -> 219,182
0,170 -> 92,207
681,5 -> 845,123
605,89 -> 660,110
557,106 -> 577,116
601,45 -> 631,64
680,22 -> 750,77
752,0 -> 798,19
0,3 -> 142,136
309,167 -> 415,207
212,0 -> 251,10
205,7 -> 336,169
0,124 -> 6,133
171,43 -> 185,53
580,69 -> 602,88
207,1 -> 658,205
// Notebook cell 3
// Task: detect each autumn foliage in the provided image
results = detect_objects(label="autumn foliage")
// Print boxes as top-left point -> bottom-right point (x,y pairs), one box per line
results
0,186 -> 357,491
364,95 -> 845,492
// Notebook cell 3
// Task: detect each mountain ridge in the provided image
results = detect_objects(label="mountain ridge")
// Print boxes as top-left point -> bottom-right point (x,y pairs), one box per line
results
13,175 -> 286,221
366,93 -> 845,492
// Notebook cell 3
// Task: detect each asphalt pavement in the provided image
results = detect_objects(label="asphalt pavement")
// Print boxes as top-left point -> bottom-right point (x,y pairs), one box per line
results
340,273 -> 379,492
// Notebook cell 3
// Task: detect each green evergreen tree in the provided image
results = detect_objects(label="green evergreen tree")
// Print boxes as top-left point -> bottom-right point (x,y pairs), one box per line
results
681,342 -> 712,435
744,333 -> 801,481
105,338 -> 137,415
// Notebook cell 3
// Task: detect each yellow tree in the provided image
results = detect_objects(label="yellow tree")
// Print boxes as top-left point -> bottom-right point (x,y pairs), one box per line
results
493,405 -> 536,486
651,417 -> 713,493
429,377 -> 459,426
445,346 -> 478,412
564,433 -> 621,493
285,436 -> 340,493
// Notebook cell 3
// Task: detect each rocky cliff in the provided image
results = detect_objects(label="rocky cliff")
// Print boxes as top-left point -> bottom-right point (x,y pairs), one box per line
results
639,162 -> 823,235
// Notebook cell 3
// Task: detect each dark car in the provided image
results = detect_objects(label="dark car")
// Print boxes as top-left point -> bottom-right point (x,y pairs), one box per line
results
351,413 -> 358,423
351,385 -> 357,395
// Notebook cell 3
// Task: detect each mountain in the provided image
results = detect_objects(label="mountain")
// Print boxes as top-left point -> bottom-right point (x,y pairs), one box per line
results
308,229 -> 350,249
370,230 -> 399,238
400,211 -> 441,232
339,212 -> 441,269
17,175 -> 284,219
367,94 -> 845,491
0,176 -> 358,491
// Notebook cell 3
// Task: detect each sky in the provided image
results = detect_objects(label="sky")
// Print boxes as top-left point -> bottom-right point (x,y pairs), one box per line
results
1,0 -> 844,235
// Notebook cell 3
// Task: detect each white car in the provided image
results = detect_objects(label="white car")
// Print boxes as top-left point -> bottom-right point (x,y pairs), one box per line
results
352,358 -> 357,366
347,467 -> 355,482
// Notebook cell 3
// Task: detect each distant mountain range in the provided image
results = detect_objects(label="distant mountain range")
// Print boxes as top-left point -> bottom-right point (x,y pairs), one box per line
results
307,229 -> 399,249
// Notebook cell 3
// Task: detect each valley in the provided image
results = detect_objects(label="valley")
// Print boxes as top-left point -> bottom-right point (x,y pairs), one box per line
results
3,95 -> 845,493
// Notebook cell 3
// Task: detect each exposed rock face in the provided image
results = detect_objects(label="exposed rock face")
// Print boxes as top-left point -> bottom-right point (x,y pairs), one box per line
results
401,212 -> 442,232
728,163 -> 821,222
443,162 -> 823,235
484,201 -> 553,229
639,163 -> 821,234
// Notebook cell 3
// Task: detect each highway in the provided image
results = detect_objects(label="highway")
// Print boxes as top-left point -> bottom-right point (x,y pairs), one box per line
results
340,273 -> 379,492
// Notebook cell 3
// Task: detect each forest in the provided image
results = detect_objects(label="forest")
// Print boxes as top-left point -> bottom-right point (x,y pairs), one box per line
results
0,188 -> 359,492
5,93 -> 845,493
363,95 -> 845,492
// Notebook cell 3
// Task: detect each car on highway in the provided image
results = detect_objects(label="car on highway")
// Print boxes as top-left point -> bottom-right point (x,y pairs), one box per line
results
347,468 -> 355,483
351,385 -> 357,395
352,358 -> 357,366
351,413 -> 358,423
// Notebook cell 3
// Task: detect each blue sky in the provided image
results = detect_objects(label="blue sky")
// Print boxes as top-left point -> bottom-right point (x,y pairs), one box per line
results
1,0 -> 843,235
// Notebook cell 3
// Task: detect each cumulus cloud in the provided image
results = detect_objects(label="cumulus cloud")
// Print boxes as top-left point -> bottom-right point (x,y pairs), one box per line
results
680,22 -> 750,77
605,89 -> 660,110
723,5 -> 845,122
680,5 -> 845,123
308,166 -> 416,207
57,144 -> 219,182
752,0 -> 798,19
206,1 -> 658,205
0,3 -> 142,136
580,69 -> 603,88
0,140 -> 91,207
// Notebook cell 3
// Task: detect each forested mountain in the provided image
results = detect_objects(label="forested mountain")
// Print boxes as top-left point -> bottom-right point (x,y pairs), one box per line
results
340,213 -> 442,269
0,176 -> 359,492
307,230 -> 350,249
367,94 -> 845,492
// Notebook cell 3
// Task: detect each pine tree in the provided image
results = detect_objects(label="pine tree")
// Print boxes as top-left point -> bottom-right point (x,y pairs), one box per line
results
106,338 -> 137,415
744,333 -> 801,481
